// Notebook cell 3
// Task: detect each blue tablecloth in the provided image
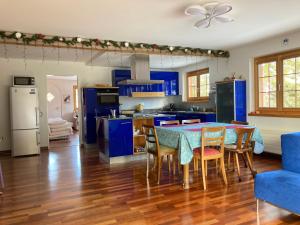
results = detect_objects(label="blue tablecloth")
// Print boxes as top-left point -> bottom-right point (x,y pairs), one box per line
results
155,122 -> 264,165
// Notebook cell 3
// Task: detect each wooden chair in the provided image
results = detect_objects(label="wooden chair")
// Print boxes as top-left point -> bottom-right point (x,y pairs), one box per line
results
229,120 -> 255,166
193,126 -> 227,190
225,127 -> 256,181
160,120 -> 180,126
142,125 -> 178,184
182,119 -> 201,124
0,162 -> 4,195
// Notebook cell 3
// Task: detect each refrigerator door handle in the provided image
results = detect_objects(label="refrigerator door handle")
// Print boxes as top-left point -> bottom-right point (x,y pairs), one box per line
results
36,131 -> 40,145
35,107 -> 39,126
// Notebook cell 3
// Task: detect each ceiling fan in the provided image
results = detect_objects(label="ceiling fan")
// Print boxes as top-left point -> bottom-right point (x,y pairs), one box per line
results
185,1 -> 233,28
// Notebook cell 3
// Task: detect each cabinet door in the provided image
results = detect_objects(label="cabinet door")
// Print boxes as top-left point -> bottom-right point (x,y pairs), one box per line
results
150,71 -> 179,96
234,81 -> 247,122
109,120 -> 133,157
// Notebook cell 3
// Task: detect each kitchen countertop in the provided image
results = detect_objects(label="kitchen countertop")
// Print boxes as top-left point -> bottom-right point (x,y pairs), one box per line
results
158,111 -> 216,114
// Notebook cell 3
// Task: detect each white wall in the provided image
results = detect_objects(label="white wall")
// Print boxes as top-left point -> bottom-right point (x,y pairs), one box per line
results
47,78 -> 77,121
0,58 -> 114,151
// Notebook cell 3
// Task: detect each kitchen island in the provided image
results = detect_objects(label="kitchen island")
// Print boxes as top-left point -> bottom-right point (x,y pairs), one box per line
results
96,113 -> 176,164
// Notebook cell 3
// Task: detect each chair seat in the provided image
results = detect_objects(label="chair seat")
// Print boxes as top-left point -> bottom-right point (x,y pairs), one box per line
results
255,170 -> 300,215
193,147 -> 220,156
147,145 -> 177,155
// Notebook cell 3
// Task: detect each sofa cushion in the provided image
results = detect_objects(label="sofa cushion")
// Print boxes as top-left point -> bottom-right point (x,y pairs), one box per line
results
255,170 -> 300,215
281,132 -> 300,174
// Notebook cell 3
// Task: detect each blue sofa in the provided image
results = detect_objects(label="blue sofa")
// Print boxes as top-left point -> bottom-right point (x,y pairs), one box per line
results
255,132 -> 300,215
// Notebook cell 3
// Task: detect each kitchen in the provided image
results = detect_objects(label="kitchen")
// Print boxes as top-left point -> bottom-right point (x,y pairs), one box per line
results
81,53 -> 244,164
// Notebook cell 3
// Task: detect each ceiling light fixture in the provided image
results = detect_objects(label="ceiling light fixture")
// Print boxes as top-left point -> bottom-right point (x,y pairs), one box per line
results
185,1 -> 233,28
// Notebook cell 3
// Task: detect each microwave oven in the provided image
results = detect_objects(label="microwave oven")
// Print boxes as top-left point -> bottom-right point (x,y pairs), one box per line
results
96,88 -> 119,105
13,76 -> 35,86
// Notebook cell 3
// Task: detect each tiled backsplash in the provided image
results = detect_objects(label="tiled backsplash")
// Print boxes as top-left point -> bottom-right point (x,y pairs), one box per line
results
120,92 -> 216,112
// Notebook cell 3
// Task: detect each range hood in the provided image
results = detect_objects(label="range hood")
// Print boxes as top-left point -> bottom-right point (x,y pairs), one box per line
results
118,54 -> 164,85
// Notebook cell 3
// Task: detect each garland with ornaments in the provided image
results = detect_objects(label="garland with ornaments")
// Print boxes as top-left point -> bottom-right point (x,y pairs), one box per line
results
0,31 -> 229,57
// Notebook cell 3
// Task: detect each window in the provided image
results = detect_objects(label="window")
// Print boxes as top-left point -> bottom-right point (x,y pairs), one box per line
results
254,49 -> 300,116
73,85 -> 79,111
187,68 -> 210,102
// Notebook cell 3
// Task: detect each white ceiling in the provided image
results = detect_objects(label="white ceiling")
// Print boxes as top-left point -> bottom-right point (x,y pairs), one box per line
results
0,44 -> 207,69
0,0 -> 300,49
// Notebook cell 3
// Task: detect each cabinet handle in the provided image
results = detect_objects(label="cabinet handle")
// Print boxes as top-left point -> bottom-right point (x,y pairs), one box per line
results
121,122 -> 131,125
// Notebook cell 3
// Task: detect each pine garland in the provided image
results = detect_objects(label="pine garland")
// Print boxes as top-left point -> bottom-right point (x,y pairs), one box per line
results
0,31 -> 230,57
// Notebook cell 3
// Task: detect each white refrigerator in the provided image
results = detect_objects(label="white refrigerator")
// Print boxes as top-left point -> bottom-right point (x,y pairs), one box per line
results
10,87 -> 40,156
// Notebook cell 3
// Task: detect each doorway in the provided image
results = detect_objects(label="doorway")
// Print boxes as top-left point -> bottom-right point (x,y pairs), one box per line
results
46,75 -> 79,148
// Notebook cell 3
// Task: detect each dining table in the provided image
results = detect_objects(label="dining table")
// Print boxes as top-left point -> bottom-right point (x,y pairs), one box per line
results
155,122 -> 264,189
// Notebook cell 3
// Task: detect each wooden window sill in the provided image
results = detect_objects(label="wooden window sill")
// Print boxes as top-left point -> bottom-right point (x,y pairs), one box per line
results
248,112 -> 300,118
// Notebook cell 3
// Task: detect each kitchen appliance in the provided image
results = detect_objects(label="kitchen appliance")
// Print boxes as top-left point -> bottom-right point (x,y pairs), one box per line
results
13,76 -> 35,86
96,87 -> 119,105
10,87 -> 40,156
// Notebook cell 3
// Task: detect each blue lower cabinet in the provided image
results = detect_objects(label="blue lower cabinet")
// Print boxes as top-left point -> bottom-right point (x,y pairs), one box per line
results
204,114 -> 217,122
154,116 -> 176,126
109,119 -> 133,157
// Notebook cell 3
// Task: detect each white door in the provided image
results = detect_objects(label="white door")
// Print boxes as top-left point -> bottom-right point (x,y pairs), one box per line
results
11,87 -> 39,130
12,129 -> 40,156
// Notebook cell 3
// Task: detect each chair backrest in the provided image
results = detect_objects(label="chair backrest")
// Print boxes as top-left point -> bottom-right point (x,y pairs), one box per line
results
201,126 -> 226,156
281,132 -> 300,173
235,127 -> 255,150
182,119 -> 201,124
160,120 -> 180,126
231,120 -> 249,125
142,124 -> 160,155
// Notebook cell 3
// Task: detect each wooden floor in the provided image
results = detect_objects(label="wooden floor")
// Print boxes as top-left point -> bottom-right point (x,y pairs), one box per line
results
0,145 -> 299,225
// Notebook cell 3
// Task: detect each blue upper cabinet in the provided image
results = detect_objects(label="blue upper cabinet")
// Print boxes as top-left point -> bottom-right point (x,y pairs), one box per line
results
216,80 -> 246,123
150,71 -> 179,96
112,69 -> 131,87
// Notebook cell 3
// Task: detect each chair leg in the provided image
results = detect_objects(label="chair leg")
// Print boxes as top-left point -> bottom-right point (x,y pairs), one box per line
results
157,156 -> 163,184
205,160 -> 208,177
234,153 -> 241,181
245,152 -> 257,178
152,155 -> 157,172
146,153 -> 150,178
167,155 -> 171,174
227,152 -> 231,170
241,153 -> 248,168
256,199 -> 260,225
172,155 -> 176,176
201,160 -> 207,190
215,159 -> 218,173
194,157 -> 199,173
220,158 -> 227,185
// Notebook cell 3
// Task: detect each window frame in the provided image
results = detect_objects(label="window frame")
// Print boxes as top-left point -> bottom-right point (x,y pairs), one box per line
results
186,68 -> 210,102
254,48 -> 300,116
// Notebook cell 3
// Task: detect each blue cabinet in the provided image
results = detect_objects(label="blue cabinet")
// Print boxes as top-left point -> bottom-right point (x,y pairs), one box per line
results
112,70 -> 131,87
216,80 -> 246,123
108,119 -> 133,157
150,71 -> 179,96
82,88 -> 97,144
82,88 -> 119,144
153,116 -> 177,126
